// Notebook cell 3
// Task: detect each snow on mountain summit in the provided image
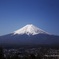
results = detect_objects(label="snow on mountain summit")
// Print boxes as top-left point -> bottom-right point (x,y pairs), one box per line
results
14,24 -> 48,35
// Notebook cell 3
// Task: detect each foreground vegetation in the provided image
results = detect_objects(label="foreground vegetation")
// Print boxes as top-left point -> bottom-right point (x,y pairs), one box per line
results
0,46 -> 59,59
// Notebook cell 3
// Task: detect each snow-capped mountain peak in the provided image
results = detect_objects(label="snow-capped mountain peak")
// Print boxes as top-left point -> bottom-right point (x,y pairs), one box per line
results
14,24 -> 48,35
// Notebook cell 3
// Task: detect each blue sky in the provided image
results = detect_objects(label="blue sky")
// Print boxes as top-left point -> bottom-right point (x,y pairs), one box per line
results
0,0 -> 59,36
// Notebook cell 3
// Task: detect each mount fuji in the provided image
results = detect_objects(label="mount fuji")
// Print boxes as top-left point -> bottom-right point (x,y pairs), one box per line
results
0,24 -> 59,47
14,24 -> 48,35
